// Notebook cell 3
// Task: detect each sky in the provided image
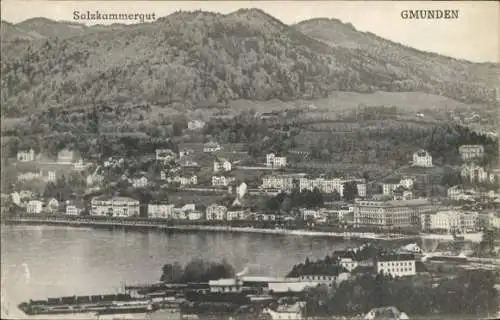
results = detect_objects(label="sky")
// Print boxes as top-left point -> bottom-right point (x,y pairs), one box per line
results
1,1 -> 499,63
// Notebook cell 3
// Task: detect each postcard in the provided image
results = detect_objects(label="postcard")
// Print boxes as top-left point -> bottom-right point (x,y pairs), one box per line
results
1,1 -> 499,319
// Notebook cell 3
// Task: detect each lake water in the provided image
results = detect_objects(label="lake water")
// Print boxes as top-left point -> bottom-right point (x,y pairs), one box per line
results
1,224 -> 367,319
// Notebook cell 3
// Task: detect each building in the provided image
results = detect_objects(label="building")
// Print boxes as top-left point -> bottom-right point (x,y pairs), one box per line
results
187,211 -> 203,220
26,200 -> 43,214
10,192 -> 21,206
172,204 -> 196,219
65,200 -> 85,216
364,307 -> 410,320
203,142 -> 222,153
206,204 -> 227,220
17,170 -> 42,182
459,145 -> 484,161
213,159 -> 232,173
353,198 -> 435,229
179,148 -> 194,159
460,163 -> 495,184
47,171 -> 57,182
261,174 -> 301,192
17,149 -> 35,162
187,119 -> 206,130
227,210 -> 245,221
208,278 -> 243,293
132,176 -> 148,188
90,196 -> 140,217
486,212 -> 500,229
46,198 -> 60,213
300,208 -> 321,221
156,149 -> 176,162
19,190 -> 35,201
382,179 -> 401,196
73,160 -> 86,171
148,203 -> 175,219
376,253 -> 416,277
412,149 -> 433,167
167,174 -> 198,186
87,173 -> 104,186
299,176 -> 366,197
266,153 -> 287,168
212,175 -> 235,187
57,149 -> 76,164
421,210 -> 479,233
447,185 -> 464,200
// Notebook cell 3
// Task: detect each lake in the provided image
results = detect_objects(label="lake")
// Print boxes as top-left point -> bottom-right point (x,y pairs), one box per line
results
1,224 -> 367,319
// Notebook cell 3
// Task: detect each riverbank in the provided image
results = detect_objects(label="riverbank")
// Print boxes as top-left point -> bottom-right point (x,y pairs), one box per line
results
2,216 -> 417,241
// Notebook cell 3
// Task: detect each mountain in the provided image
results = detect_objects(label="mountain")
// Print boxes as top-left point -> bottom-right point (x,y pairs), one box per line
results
1,9 -> 498,119
0,20 -> 45,41
15,17 -> 89,39
294,18 -> 499,98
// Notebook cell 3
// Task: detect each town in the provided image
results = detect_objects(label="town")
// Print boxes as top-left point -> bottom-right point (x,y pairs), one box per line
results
2,115 -> 500,239
17,242 -> 499,319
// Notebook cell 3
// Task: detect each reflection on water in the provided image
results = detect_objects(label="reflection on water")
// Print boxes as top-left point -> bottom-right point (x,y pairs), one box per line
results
1,225 -> 360,319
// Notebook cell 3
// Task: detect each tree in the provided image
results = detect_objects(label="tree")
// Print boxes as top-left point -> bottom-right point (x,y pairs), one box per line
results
343,181 -> 358,202
160,262 -> 183,282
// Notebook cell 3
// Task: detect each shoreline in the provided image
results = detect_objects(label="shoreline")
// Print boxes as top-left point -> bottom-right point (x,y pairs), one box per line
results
2,216 -> 484,243
2,216 -> 418,241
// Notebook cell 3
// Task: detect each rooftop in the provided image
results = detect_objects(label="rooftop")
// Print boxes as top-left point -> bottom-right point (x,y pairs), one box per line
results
357,198 -> 432,207
376,253 -> 415,262
208,279 -> 238,286
92,195 -> 138,202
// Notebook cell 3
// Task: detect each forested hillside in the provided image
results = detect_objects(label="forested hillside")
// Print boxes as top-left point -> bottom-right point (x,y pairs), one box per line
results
295,18 -> 499,105
1,8 -> 498,119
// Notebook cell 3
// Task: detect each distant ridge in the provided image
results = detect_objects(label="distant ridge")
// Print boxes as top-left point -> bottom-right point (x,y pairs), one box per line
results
1,9 -> 498,118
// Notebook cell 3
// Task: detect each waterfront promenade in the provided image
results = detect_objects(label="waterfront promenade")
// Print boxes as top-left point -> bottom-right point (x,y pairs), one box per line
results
2,215 -> 416,241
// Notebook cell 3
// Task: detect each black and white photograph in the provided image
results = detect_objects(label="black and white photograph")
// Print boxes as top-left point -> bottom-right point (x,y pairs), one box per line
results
0,1 -> 499,319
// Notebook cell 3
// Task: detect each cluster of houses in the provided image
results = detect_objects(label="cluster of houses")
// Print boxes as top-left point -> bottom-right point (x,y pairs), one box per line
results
205,245 -> 421,299
260,173 -> 367,197
15,148 -> 90,185
9,191 -> 82,215
10,141 -> 500,234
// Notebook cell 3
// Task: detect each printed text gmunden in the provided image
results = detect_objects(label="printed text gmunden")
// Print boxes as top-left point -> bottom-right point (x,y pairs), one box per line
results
73,11 -> 157,23
401,9 -> 459,19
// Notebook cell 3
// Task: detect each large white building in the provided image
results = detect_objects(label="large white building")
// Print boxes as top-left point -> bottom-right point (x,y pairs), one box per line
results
156,149 -> 176,162
353,198 -> 435,229
204,142 -> 222,153
166,174 -> 198,186
132,176 -> 148,188
57,149 -> 77,164
213,159 -> 232,173
206,204 -> 228,220
382,177 -> 414,196
458,145 -> 484,161
17,170 -> 56,183
261,174 -> 300,191
412,149 -> 433,167
26,200 -> 43,214
376,254 -> 416,277
187,120 -> 206,130
65,201 -> 85,216
172,204 -> 196,220
421,210 -> 478,233
148,203 -> 175,219
486,212 -> 500,229
17,149 -> 36,162
299,176 -> 366,197
460,163 -> 496,184
212,175 -> 235,187
90,196 -> 140,217
266,153 -> 287,168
